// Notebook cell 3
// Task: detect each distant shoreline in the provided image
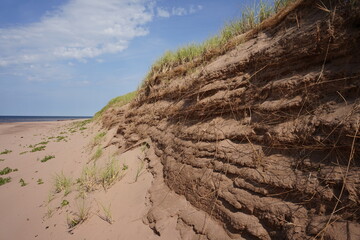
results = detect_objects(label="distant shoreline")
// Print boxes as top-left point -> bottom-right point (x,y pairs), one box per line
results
0,116 -> 92,123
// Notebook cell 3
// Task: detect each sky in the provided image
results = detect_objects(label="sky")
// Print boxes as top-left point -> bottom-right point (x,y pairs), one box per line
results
0,0 -> 263,116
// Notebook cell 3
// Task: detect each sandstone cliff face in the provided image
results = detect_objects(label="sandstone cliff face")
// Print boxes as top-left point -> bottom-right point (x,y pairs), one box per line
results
103,1 -> 360,239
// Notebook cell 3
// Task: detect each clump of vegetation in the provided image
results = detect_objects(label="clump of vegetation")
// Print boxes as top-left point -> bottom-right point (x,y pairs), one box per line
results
56,136 -> 67,142
37,178 -> 44,185
93,91 -> 137,119
0,177 -> 11,186
99,202 -> 113,224
78,165 -> 98,192
29,141 -> 49,149
61,199 -> 69,207
142,0 -> 296,87
31,146 -> 46,152
91,147 -> 103,161
92,132 -> 106,147
134,159 -> 145,183
0,149 -> 12,155
19,178 -> 27,187
20,151 -> 28,155
54,172 -> 72,196
0,159 -> 4,162
100,158 -> 121,189
67,200 -> 90,229
40,155 -> 55,163
0,167 -> 14,175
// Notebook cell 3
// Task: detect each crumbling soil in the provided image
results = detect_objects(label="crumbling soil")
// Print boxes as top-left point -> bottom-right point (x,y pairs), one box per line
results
102,0 -> 360,239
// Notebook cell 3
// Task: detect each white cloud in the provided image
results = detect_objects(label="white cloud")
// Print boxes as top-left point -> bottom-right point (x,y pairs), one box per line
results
157,5 -> 203,18
0,0 -> 153,66
157,7 -> 170,18
172,7 -> 187,16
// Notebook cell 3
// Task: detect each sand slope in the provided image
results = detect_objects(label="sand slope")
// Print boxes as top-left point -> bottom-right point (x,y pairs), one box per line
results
0,120 -> 177,240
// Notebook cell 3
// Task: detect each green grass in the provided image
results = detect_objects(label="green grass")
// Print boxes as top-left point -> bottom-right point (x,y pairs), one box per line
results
40,155 -> 55,163
67,200 -> 90,229
0,159 -> 4,162
19,178 -> 27,187
55,136 -> 67,142
91,147 -> 103,161
142,0 -> 295,87
93,91 -> 137,119
0,167 -> 14,175
78,165 -> 98,192
31,146 -> 46,152
61,199 -> 69,207
20,151 -> 28,155
99,202 -> 113,224
100,158 -> 121,189
0,149 -> 12,155
37,178 -> 44,185
0,177 -> 11,186
54,172 -> 72,196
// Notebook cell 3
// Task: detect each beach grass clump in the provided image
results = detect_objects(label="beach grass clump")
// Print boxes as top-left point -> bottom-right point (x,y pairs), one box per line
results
0,159 -> 4,162
0,167 -> 14,175
31,145 -> 46,152
93,132 -> 106,146
78,165 -> 98,192
54,172 -> 72,196
61,199 -> 69,207
20,151 -> 28,155
19,178 -> 27,187
37,178 -> 44,185
100,158 -> 121,189
67,200 -> 90,229
56,136 -> 67,142
0,149 -> 12,155
99,202 -> 113,224
40,155 -> 55,163
142,0 -> 295,87
94,91 -> 137,119
0,177 -> 11,186
92,147 -> 103,161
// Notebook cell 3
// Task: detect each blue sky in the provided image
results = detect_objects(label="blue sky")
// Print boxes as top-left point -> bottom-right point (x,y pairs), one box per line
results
0,0 -> 262,116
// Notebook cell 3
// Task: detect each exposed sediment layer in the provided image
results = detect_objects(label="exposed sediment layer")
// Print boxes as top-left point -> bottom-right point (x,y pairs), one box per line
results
103,1 -> 360,239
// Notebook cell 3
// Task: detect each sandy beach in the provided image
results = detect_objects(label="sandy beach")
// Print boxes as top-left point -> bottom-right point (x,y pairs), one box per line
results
0,120 -> 169,240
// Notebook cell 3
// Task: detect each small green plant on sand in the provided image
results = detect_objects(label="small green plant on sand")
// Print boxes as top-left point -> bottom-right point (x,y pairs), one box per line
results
100,158 -> 121,189
40,155 -> 55,163
92,132 -> 106,147
0,149 -> 12,155
67,200 -> 89,229
20,151 -> 28,155
0,159 -> 4,162
122,163 -> 128,171
78,165 -> 98,192
37,178 -> 44,185
19,178 -> 27,187
31,146 -> 46,152
0,177 -> 11,186
54,172 -> 72,196
61,199 -> 69,207
134,159 -> 145,183
56,136 -> 67,142
99,202 -> 113,224
0,167 -> 14,175
91,147 -> 103,161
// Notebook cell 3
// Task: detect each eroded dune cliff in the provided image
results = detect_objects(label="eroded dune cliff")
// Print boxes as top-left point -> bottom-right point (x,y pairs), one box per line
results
102,0 -> 360,239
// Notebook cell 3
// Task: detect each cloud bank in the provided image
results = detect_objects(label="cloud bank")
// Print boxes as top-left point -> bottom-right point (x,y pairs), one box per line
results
0,0 -> 153,67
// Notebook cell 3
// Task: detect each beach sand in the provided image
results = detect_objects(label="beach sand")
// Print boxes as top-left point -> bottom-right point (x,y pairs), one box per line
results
0,120 -> 170,240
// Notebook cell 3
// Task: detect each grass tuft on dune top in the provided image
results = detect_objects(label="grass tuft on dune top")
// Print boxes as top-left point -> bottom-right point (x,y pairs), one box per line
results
94,91 -> 137,119
142,0 -> 296,87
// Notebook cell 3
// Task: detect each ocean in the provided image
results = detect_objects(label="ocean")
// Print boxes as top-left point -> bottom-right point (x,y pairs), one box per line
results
0,116 -> 92,123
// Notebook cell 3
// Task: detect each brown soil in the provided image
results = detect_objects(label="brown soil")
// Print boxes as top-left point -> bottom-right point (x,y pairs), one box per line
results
101,0 -> 360,239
